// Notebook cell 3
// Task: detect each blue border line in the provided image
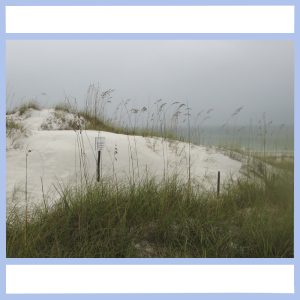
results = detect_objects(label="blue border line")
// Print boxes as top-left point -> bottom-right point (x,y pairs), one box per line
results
1,0 -> 6,298
3,0 -> 298,6
293,0 -> 298,295
1,0 -> 297,299
0,294 -> 297,299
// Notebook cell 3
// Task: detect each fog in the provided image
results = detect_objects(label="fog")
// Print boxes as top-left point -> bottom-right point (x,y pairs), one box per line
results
6,40 -> 294,125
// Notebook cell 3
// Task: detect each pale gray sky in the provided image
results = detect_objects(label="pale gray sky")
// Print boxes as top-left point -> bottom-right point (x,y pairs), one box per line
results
6,40 -> 294,125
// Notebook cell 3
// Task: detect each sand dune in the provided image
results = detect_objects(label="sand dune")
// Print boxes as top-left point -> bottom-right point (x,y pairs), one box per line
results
6,109 -> 242,212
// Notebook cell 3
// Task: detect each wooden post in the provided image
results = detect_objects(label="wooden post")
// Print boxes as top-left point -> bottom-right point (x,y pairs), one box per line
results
25,149 -> 31,249
97,150 -> 101,182
100,150 -> 102,179
25,153 -> 28,210
95,136 -> 105,182
25,152 -> 28,248
217,171 -> 220,196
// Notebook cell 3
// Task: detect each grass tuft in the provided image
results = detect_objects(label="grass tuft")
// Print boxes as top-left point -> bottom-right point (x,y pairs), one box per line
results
54,103 -> 73,113
18,101 -> 40,115
6,118 -> 24,134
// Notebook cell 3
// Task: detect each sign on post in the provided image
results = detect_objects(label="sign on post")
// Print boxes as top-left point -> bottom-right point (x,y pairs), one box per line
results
95,136 -> 106,181
95,136 -> 106,151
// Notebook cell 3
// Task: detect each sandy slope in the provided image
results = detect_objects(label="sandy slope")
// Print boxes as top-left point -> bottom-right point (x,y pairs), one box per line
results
6,109 -> 242,212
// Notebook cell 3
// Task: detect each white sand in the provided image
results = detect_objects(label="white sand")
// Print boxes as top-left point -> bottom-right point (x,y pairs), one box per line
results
6,109 -> 242,212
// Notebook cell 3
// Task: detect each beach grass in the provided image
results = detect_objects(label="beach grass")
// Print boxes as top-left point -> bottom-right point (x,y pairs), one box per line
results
18,101 -> 41,115
7,163 -> 293,258
6,91 -> 294,258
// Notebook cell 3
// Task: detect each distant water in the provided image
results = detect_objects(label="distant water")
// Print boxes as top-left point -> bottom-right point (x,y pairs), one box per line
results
177,125 -> 294,154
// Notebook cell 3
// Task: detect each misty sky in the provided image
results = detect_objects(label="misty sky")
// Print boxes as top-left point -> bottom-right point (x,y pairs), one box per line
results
6,40 -> 294,125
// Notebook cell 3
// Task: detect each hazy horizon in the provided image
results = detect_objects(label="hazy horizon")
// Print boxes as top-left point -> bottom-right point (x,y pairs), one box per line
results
6,40 -> 294,126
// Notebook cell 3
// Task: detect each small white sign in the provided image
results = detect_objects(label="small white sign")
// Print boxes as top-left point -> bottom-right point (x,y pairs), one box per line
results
95,136 -> 106,151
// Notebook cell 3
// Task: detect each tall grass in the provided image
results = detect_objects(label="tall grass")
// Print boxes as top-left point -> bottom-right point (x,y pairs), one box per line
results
54,91 -> 176,140
7,164 -> 293,258
6,85 -> 294,258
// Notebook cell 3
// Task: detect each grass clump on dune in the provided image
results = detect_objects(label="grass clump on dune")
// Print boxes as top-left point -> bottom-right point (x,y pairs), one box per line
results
6,118 -> 24,135
6,118 -> 27,147
18,101 -> 40,115
54,103 -> 73,113
79,111 -> 128,134
7,168 -> 293,258
54,101 -> 176,139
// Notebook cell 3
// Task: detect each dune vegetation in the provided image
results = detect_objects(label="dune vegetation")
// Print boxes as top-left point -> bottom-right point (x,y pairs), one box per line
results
7,168 -> 293,258
6,85 -> 294,258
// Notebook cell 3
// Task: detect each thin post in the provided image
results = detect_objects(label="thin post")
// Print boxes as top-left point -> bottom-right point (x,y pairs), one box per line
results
97,150 -> 101,182
100,150 -> 102,179
25,153 -> 28,248
25,149 -> 31,249
25,153 -> 28,210
217,171 -> 220,196
95,136 -> 105,182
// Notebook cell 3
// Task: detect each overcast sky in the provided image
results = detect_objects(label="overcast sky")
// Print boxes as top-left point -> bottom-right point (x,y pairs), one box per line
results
6,40 -> 294,125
